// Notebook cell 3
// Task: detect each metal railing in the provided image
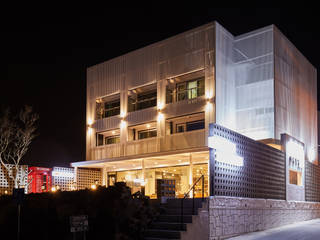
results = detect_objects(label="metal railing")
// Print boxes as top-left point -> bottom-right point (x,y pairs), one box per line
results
181,174 -> 205,226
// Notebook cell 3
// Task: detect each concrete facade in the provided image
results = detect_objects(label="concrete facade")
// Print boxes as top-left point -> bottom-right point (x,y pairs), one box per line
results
209,196 -> 320,239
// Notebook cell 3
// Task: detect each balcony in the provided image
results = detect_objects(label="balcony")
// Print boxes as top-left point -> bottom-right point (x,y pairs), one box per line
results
91,129 -> 206,161
92,143 -> 121,160
161,129 -> 206,151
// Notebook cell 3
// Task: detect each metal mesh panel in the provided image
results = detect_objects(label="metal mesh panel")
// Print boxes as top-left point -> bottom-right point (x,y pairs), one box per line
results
233,26 -> 274,140
209,123 -> 286,199
274,27 -> 318,163
305,161 -> 320,202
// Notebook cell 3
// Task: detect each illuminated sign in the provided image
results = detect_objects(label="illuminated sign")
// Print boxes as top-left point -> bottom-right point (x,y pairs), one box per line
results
286,140 -> 304,170
52,171 -> 74,178
208,135 -> 244,167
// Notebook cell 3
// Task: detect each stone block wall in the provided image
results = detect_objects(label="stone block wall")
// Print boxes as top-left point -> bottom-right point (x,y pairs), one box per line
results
209,196 -> 320,239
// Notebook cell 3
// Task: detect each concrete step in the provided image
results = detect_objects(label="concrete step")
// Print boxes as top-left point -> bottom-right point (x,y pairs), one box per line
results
150,222 -> 187,231
144,229 -> 181,239
157,215 -> 193,223
165,198 -> 205,208
163,207 -> 198,215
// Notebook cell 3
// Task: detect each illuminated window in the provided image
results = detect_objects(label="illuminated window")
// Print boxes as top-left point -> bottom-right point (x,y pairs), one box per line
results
96,94 -> 120,119
105,136 -> 120,145
128,84 -> 157,112
138,129 -> 157,140
289,170 -> 302,186
166,70 -> 205,104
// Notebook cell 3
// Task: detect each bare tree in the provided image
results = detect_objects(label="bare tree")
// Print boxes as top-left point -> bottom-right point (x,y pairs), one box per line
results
0,106 -> 38,189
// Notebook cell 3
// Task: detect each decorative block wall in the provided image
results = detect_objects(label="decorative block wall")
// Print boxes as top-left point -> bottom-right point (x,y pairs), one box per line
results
77,168 -> 102,190
209,123 -> 286,199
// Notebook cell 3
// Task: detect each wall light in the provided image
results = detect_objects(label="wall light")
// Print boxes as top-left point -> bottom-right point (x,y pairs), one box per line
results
208,135 -> 243,167
120,120 -> 127,129
87,119 -> 93,126
91,184 -> 97,190
158,102 -> 164,111
157,112 -> 164,122
146,124 -> 151,129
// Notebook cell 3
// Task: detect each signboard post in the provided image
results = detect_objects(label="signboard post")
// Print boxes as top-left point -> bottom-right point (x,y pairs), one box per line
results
70,215 -> 88,240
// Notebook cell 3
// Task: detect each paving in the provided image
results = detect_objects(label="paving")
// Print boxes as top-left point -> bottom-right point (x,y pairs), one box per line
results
228,218 -> 320,240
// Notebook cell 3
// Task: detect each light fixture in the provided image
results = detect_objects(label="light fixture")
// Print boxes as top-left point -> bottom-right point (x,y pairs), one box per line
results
91,184 -> 97,190
146,124 -> 151,129
51,186 -> 57,192
112,130 -> 116,135
157,112 -> 164,122
120,120 -> 127,129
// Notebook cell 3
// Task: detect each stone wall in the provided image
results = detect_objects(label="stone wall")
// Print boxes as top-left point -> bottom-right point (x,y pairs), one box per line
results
209,196 -> 320,239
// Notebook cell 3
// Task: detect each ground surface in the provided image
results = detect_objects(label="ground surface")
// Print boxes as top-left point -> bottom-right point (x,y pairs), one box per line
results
229,219 -> 320,240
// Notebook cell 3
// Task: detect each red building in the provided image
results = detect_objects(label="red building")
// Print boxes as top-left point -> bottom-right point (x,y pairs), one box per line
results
28,167 -> 52,193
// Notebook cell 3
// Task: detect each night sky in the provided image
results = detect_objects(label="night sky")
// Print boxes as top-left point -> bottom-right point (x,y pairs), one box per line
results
0,8 -> 319,168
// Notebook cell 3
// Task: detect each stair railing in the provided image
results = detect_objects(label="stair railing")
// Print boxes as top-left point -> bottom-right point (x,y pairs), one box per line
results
181,174 -> 205,226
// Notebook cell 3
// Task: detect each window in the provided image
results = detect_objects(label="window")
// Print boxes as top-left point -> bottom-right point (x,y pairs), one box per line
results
96,95 -> 120,119
138,129 -> 157,140
96,134 -> 104,146
105,136 -> 120,145
289,170 -> 302,186
186,120 -> 205,131
176,123 -> 186,133
128,89 -> 157,112
167,76 -> 205,104
104,100 -> 120,118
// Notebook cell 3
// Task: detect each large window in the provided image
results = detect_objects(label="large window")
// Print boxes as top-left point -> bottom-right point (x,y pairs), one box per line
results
138,129 -> 157,140
166,73 -> 205,104
105,136 -> 120,145
96,94 -> 120,119
96,130 -> 120,147
128,85 -> 157,112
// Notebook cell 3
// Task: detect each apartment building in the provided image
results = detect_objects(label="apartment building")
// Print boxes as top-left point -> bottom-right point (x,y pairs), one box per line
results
72,22 -> 317,201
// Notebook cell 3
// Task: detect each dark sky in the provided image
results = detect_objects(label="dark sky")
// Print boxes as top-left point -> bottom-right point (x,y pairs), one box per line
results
0,8 -> 319,168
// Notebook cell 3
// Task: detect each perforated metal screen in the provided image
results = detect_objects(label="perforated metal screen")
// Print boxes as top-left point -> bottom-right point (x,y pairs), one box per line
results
209,123 -> 286,199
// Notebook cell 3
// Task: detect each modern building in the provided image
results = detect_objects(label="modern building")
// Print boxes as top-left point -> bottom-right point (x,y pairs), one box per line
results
0,164 -> 28,195
71,21 -> 317,205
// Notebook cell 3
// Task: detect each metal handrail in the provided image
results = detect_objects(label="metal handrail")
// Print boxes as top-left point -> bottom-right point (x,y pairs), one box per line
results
181,174 -> 205,227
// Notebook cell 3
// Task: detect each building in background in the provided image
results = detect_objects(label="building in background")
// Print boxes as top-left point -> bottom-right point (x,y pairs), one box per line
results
28,167 -> 52,193
0,164 -> 28,195
51,167 -> 75,191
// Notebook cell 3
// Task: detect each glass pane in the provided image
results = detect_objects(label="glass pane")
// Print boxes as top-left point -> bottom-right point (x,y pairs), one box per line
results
186,120 -> 205,131
188,81 -> 197,99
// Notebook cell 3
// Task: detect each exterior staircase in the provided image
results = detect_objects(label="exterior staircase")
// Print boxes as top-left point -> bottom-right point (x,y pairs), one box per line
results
144,198 -> 205,240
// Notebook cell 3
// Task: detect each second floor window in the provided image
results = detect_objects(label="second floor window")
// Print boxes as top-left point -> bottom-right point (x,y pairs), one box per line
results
96,94 -> 120,120
128,88 -> 157,112
166,71 -> 205,104
138,128 -> 157,140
